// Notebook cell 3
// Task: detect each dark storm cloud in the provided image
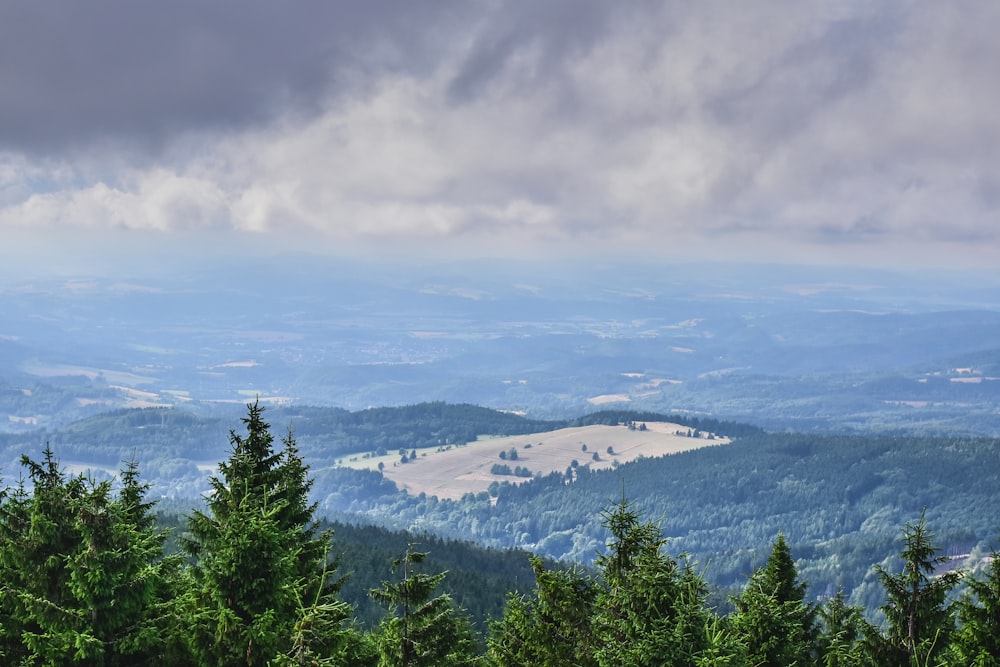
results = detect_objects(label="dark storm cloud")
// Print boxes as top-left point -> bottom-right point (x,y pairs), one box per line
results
0,0 -> 470,154
706,11 -> 891,143
2,0 -> 1000,267
444,0 -> 620,104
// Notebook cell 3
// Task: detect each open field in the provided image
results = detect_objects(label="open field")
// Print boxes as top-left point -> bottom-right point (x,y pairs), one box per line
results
20,362 -> 157,386
336,422 -> 729,500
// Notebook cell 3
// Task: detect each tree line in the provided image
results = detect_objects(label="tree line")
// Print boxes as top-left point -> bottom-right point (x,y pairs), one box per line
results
1,402 -> 999,665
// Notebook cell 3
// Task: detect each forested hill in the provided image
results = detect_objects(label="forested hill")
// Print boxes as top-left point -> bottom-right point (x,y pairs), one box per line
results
274,402 -> 562,451
0,402 -> 744,495
2,400 -> 998,619
318,428 -> 1000,615
567,409 -> 764,437
3,404 -> 998,666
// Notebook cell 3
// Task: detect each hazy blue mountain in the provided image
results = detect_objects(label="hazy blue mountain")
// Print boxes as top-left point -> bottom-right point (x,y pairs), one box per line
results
2,258 -> 1000,434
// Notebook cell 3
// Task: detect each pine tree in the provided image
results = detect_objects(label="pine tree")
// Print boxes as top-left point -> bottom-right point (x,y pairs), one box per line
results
872,511 -> 961,667
592,495 -> 718,667
370,544 -> 481,667
488,555 -> 598,666
729,534 -> 818,667
0,449 -> 175,665
950,543 -> 1000,666
183,401 -> 353,666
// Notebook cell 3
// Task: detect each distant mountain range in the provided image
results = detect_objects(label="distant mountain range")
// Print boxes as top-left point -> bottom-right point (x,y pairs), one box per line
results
2,258 -> 1000,435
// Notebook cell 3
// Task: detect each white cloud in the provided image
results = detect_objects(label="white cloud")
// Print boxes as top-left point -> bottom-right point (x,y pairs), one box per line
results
1,0 -> 999,267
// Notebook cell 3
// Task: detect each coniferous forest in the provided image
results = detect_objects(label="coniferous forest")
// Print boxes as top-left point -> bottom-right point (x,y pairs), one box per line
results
1,403 -> 999,666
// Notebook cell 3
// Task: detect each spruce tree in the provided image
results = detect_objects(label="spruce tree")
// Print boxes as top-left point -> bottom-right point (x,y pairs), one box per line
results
816,588 -> 869,667
729,534 -> 818,667
183,401 -> 353,666
0,475 -> 32,663
370,544 -> 481,667
759,534 -> 809,605
592,496 -> 719,667
488,556 -> 598,666
0,449 -> 174,665
950,543 -> 1000,665
872,511 -> 961,667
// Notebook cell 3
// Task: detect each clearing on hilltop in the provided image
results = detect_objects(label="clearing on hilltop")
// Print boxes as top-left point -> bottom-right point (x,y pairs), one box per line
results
337,421 -> 728,499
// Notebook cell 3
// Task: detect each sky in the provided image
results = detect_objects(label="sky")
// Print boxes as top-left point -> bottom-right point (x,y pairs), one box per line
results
1,0 -> 999,274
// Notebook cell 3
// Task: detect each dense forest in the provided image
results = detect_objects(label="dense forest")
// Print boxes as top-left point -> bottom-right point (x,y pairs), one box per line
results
314,423 -> 1000,614
3,402 -> 999,617
1,403 -> 999,665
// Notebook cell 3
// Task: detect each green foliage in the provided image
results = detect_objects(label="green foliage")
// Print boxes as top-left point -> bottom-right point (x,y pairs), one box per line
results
280,402 -> 562,463
181,401 -> 354,666
951,542 -> 1000,665
593,496 -> 720,666
315,520 -> 546,636
370,545 -> 481,667
729,534 -> 818,667
488,556 -> 599,666
817,589 -> 869,667
758,535 -> 809,604
872,511 -> 962,667
335,426 -> 1000,600
4,407 -> 1000,666
272,559 -> 374,666
0,447 -> 176,665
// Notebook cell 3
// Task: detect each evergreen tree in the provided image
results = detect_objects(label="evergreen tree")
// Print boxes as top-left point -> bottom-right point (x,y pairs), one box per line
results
488,556 -> 598,667
65,458 -> 178,665
182,401 -> 353,666
759,534 -> 809,605
9,447 -> 86,663
816,588 -> 869,667
729,534 -> 818,667
370,544 -> 481,667
592,496 -> 720,667
729,583 -> 812,667
950,543 -> 1000,666
871,511 -> 961,667
273,571 -> 376,667
0,475 -> 32,663
0,449 -> 174,665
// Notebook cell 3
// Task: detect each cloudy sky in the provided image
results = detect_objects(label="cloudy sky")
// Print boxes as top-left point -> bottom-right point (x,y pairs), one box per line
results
1,0 -> 998,273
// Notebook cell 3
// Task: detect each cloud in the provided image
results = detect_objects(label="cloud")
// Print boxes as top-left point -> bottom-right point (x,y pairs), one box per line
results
0,0 -> 471,155
1,0 -> 999,266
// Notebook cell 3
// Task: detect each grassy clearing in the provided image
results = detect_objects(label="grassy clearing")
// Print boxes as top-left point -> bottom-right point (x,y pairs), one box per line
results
337,422 -> 729,500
